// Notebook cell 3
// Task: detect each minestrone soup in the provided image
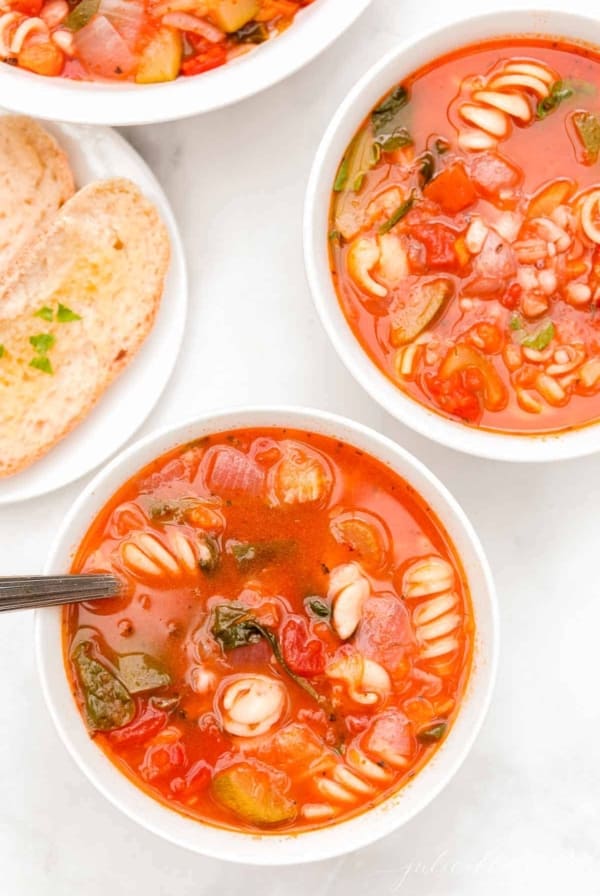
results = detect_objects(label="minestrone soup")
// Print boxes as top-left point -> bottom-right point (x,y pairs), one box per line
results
0,0 -> 315,81
330,38 -> 600,434
63,428 -> 474,833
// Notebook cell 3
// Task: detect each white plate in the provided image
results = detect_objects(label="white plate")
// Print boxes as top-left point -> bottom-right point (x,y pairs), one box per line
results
0,115 -> 187,503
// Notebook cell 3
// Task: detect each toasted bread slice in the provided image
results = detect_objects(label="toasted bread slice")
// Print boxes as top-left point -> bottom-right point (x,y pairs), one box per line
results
0,116 -> 74,271
0,178 -> 170,478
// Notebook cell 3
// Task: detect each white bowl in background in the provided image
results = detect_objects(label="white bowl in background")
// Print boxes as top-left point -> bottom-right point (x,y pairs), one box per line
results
0,0 -> 373,125
304,9 -> 600,462
36,406 -> 498,864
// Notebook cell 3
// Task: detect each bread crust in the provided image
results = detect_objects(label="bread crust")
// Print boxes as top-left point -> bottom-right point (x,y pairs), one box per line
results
0,178 -> 170,478
0,116 -> 75,272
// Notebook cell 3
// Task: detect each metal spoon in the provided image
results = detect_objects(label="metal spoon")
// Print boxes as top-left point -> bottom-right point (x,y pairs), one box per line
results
0,574 -> 122,612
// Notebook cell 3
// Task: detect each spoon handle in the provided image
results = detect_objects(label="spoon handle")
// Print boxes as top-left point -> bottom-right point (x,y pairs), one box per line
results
0,575 -> 122,612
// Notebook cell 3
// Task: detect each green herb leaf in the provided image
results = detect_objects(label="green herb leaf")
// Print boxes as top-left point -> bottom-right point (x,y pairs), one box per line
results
65,0 -> 100,31
521,321 -> 555,351
34,306 -> 54,322
372,85 -> 409,136
537,81 -> 574,119
211,604 -> 323,704
509,315 -> 523,331
232,20 -> 268,43
417,721 -> 447,744
328,229 -> 341,242
418,151 -> 435,187
333,157 -> 350,192
73,642 -> 135,731
573,111 -> 600,164
197,535 -> 220,573
375,128 -> 413,152
117,653 -> 171,694
29,333 -> 55,354
305,596 -> 330,619
379,191 -> 416,235
57,303 -> 81,322
230,539 -> 296,572
29,356 -> 53,375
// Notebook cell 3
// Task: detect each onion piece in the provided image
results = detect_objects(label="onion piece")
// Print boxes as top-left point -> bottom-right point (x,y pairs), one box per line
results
74,15 -> 136,78
161,11 -> 223,41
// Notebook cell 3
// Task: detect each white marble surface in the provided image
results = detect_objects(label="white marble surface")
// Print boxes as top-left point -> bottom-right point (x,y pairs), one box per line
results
1,0 -> 600,891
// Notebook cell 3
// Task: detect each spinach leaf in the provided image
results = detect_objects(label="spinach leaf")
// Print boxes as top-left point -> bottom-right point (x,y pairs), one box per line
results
73,642 -> 134,731
198,535 -> 220,573
211,604 -> 323,704
537,81 -> 574,119
521,321 -> 555,351
375,128 -> 413,152
305,596 -> 330,619
117,654 -> 170,694
573,111 -> 600,164
417,721 -> 447,744
379,191 -> 416,235
230,539 -> 296,571
232,21 -> 268,43
418,151 -> 435,187
372,85 -> 409,136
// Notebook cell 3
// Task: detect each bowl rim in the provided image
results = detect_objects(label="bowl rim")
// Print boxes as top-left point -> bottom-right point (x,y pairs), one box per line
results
0,0 -> 373,126
35,405 -> 498,864
304,8 -> 600,463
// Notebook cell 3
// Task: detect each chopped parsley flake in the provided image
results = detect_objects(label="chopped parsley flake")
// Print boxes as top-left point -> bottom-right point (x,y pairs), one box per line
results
35,306 -> 54,322
29,333 -> 55,354
29,355 -> 53,375
57,303 -> 81,323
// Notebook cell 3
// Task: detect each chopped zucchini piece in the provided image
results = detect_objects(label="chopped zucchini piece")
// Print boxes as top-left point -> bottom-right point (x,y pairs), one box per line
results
390,278 -> 453,346
136,28 -> 182,84
212,764 -> 297,826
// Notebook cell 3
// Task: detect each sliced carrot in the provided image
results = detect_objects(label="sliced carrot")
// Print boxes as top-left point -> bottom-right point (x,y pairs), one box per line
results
18,41 -> 64,76
424,161 -> 477,215
527,178 -> 577,219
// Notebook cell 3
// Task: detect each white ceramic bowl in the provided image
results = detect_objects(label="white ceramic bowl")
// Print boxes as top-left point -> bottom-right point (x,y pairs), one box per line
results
36,406 -> 498,864
304,9 -> 600,463
0,0 -> 372,125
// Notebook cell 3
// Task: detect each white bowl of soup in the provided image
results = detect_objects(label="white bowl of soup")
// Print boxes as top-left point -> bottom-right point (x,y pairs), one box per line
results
0,0 -> 372,125
36,407 -> 497,863
305,10 -> 600,462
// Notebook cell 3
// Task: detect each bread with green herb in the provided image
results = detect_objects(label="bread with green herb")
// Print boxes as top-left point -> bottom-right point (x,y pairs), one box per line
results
0,115 -> 74,272
0,177 -> 169,478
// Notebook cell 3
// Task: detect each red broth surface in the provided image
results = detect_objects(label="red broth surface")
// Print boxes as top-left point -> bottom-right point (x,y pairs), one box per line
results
330,38 -> 600,434
63,428 -> 474,833
0,0 -> 314,81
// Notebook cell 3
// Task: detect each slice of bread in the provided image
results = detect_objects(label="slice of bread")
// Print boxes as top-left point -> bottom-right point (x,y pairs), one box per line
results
0,177 -> 170,478
0,116 -> 74,271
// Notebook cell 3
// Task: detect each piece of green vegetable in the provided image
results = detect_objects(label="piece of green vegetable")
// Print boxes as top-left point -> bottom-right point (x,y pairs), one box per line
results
418,151 -> 435,187
379,191 -> 416,235
29,356 -> 53,375
333,157 -> 350,192
232,20 -> 268,43
117,653 -> 170,694
212,764 -> 297,826
230,539 -> 296,571
390,277 -> 452,347
372,85 -> 409,136
0,345 -> 4,359
417,721 -> 447,744
376,129 -> 413,152
573,111 -> 600,164
73,642 -> 135,731
65,0 -> 100,31
29,333 -> 55,354
509,315 -> 523,331
537,81 -> 574,119
57,303 -> 81,322
211,604 -> 322,704
521,321 -> 555,351
305,596 -> 330,619
34,306 -> 54,321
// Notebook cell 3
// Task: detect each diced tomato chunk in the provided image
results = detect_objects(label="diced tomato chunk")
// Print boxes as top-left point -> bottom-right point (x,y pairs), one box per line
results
425,370 -> 483,422
423,161 -> 477,215
140,740 -> 187,782
107,702 -> 167,748
10,0 -> 42,13
410,223 -> 462,271
181,39 -> 227,76
469,152 -> 522,200
501,282 -> 522,310
281,616 -> 326,677
466,322 -> 504,354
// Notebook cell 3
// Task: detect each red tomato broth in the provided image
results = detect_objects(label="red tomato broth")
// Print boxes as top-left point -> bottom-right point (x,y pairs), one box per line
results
62,427 -> 474,833
329,38 -> 600,434
0,0 -> 315,81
